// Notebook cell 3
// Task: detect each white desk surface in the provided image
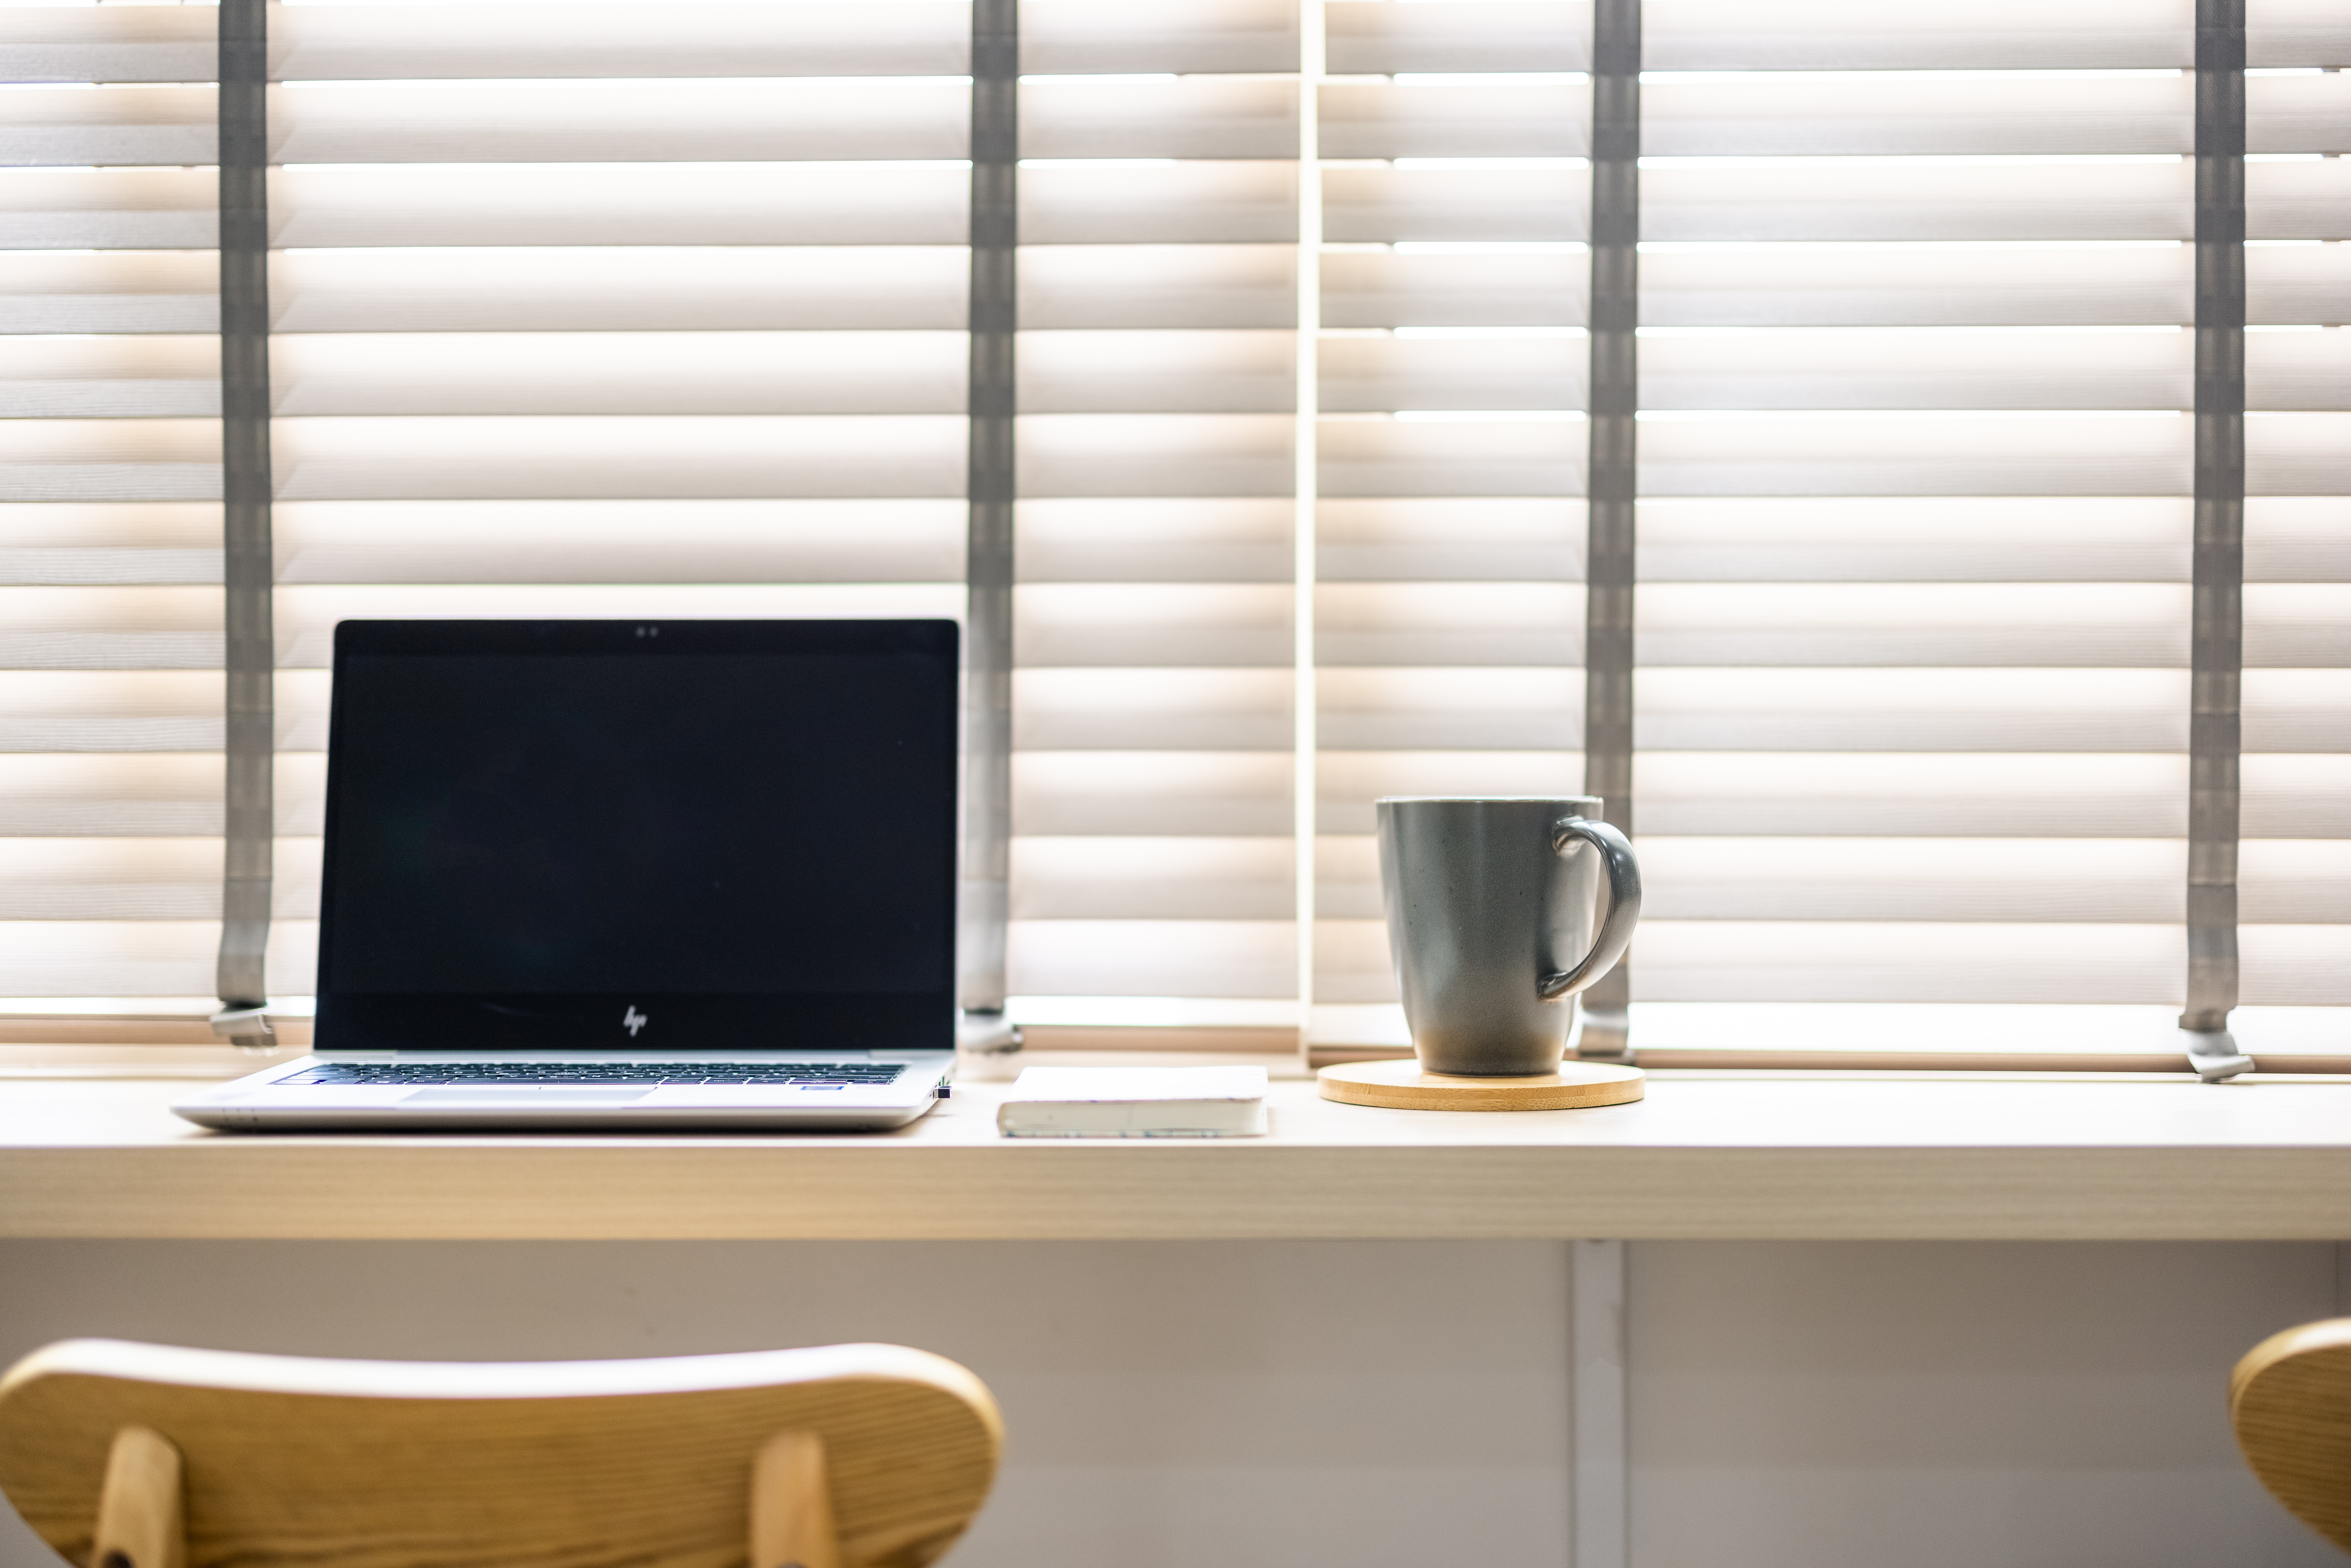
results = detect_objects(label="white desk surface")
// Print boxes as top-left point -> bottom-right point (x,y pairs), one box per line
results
6,1070 -> 2351,1241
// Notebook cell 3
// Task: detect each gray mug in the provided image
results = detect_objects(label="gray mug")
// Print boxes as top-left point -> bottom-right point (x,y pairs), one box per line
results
1376,796 -> 1642,1076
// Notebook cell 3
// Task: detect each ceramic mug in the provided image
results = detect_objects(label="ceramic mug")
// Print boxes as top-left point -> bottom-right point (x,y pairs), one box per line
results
1376,796 -> 1642,1076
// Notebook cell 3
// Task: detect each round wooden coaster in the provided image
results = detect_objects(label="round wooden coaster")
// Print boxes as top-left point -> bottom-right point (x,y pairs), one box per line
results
1317,1056 -> 1645,1112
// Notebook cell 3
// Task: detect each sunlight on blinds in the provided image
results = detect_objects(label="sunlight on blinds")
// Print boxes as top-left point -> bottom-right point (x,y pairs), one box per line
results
1621,13 -> 2202,1053
257,0 -> 971,997
2241,0 -> 2351,1033
0,3 -> 223,1007
1004,0 -> 1306,1023
1623,0 -> 2346,1057
1302,0 -> 1594,1048
0,0 -> 2342,1056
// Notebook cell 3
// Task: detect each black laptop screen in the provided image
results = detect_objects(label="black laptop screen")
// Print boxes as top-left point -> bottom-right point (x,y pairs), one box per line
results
314,621 -> 958,1051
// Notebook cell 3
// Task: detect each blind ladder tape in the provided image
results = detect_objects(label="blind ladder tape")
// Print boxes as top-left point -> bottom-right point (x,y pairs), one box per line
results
2182,0 -> 2250,1082
213,0 -> 275,1046
1579,0 -> 1639,1066
961,0 -> 1019,1051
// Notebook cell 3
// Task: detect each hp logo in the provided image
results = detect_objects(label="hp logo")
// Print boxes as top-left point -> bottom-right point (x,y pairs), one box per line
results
622,1005 -> 648,1037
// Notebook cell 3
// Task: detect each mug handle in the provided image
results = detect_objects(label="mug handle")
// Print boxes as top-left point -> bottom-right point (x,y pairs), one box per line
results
1537,817 -> 1643,1000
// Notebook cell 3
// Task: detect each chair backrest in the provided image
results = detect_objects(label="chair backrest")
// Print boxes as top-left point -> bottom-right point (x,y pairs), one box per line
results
0,1339 -> 1001,1568
2233,1317 -> 2351,1555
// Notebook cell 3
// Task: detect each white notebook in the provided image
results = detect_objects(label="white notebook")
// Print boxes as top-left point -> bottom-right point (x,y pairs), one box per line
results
996,1065 -> 1270,1138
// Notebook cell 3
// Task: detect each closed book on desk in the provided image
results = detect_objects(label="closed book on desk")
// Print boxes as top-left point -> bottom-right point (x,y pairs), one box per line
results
996,1066 -> 1269,1138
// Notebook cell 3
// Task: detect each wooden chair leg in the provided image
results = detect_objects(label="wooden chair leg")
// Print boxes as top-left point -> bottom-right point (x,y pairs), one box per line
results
750,1431 -> 839,1568
92,1427 -> 183,1568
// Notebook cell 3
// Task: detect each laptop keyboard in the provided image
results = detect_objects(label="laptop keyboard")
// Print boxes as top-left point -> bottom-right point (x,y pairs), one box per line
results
281,1062 -> 908,1086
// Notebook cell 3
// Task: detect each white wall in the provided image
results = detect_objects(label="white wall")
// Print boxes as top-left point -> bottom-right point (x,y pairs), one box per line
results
0,1240 -> 2335,1568
1630,1242 -> 2341,1568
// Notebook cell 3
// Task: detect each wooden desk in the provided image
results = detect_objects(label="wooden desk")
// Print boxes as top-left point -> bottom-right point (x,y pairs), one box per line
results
6,1071 -> 2351,1242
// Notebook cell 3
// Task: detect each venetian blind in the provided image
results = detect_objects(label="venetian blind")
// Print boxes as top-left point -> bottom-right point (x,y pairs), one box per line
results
0,0 -> 2343,1059
1621,0 -> 2217,1056
1301,0 -> 2348,1059
3,0 -> 978,1013
1601,0 -> 2348,1057
0,0 -> 226,1010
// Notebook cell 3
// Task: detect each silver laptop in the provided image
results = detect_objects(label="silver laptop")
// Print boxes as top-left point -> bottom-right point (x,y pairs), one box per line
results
174,619 -> 962,1132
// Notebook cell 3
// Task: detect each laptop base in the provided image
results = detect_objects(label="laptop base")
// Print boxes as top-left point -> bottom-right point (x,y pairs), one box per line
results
173,1052 -> 953,1133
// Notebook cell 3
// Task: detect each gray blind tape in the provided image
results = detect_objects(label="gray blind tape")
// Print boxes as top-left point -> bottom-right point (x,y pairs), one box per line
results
961,0 -> 1017,1015
2182,0 -> 2249,1076
216,0 -> 275,1022
1579,0 -> 1639,1061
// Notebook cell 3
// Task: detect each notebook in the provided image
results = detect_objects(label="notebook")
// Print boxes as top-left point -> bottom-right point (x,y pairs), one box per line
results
173,618 -> 962,1132
996,1066 -> 1270,1138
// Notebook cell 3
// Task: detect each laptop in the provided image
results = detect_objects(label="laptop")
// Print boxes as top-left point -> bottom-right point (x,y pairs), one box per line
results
174,619 -> 962,1132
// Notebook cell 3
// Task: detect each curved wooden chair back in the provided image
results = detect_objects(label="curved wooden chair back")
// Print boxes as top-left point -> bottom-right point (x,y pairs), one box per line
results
2234,1318 -> 2351,1555
0,1340 -> 1001,1568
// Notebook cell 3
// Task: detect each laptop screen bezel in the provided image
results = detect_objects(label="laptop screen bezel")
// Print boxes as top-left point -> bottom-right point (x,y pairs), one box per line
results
312,618 -> 960,1054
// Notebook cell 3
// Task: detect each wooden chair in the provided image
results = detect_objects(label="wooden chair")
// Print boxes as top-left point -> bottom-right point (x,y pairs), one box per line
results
0,1339 -> 1001,1568
2234,1318 -> 2351,1555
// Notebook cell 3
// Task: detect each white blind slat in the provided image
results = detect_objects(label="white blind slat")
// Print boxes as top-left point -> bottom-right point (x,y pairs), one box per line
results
1014,412 -> 1293,498
1638,751 -> 2187,837
1016,750 -> 1293,837
268,414 -> 969,500
1323,249 -> 1588,328
1644,158 -> 2192,243
1639,327 -> 2190,411
0,754 -> 223,837
1015,837 -> 1291,920
1327,2 -> 1590,78
270,332 -> 968,416
270,163 -> 968,248
269,4 -> 971,81
270,79 -> 970,165
1021,77 -> 1297,161
1019,161 -> 1296,245
1320,497 -> 1583,583
2246,0 -> 2351,67
1015,668 -> 1293,753
0,85 -> 215,170
0,168 -> 216,252
1320,81 -> 1589,162
1019,244 -> 1294,329
2247,159 -> 2351,240
1631,922 -> 2188,1004
1325,163 -> 1590,243
0,6 -> 217,87
0,251 -> 217,336
1645,72 -> 2193,159
1022,0 -> 1297,77
1637,413 -> 2190,496
1642,243 -> 2192,329
1637,667 -> 2188,751
1643,0 -> 2194,73
273,246 -> 966,333
1016,583 -> 1290,668
1017,498 -> 1290,583
275,500 -> 965,585
1639,496 -> 2186,581
1018,329 -> 1294,413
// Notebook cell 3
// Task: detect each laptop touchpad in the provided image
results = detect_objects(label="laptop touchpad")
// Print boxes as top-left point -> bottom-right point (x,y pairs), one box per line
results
401,1088 -> 654,1103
